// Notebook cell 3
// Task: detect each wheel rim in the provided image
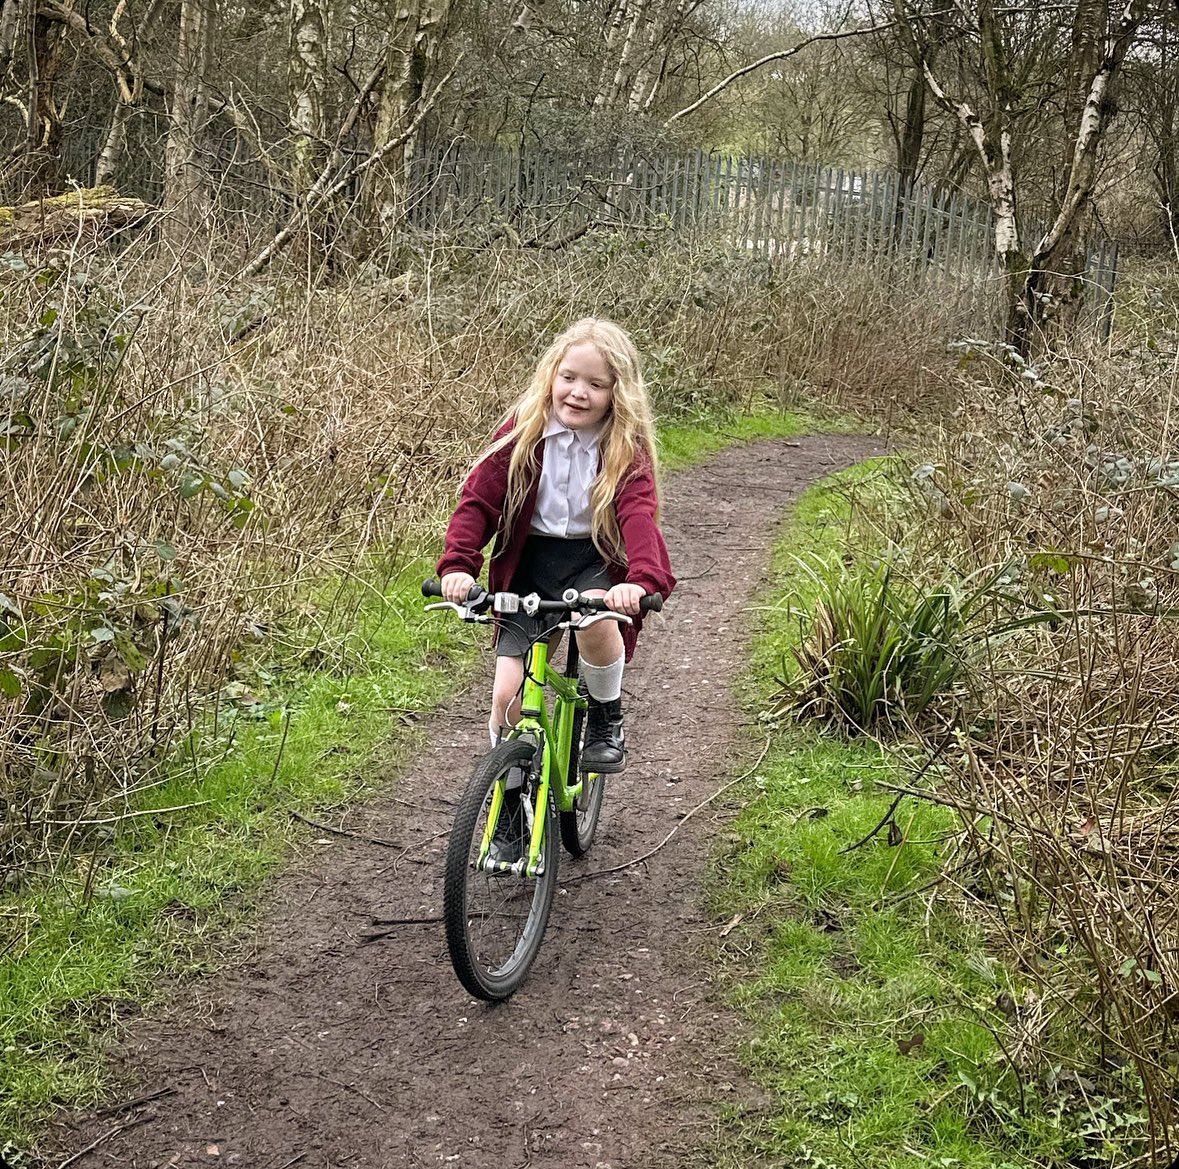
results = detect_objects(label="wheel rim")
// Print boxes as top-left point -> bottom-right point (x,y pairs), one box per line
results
576,772 -> 603,839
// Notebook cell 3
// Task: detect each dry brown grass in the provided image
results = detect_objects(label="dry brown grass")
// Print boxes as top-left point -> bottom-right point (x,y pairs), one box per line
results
0,225 -> 961,878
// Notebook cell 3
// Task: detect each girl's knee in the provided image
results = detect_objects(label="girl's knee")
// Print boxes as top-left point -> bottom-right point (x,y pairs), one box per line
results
575,622 -> 624,664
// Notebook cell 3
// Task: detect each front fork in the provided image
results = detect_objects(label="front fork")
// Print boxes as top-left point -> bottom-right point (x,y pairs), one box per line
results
477,730 -> 550,878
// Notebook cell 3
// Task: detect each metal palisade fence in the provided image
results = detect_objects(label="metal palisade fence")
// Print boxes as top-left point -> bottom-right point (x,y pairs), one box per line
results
408,141 -> 1118,336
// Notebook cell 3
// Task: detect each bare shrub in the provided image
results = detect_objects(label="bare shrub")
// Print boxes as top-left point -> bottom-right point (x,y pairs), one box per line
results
889,331 -> 1179,1157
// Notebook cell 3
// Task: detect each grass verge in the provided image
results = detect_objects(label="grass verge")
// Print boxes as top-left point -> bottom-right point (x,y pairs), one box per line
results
709,465 -> 1140,1169
658,404 -> 857,473
0,561 -> 477,1147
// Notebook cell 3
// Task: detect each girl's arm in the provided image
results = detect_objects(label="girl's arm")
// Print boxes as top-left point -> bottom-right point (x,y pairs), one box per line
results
615,456 -> 676,598
436,442 -> 512,583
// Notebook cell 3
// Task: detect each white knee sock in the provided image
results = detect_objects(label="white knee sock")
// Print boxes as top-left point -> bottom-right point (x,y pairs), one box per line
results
581,654 -> 624,703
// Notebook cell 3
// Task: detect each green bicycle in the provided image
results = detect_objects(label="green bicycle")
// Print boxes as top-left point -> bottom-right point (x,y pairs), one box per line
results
422,580 -> 663,1000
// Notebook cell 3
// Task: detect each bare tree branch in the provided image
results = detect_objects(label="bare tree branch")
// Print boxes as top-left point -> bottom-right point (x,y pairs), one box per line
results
664,19 -> 896,126
238,51 -> 464,278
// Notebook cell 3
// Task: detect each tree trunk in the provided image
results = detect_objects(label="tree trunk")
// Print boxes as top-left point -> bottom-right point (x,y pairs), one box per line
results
367,0 -> 445,232
25,6 -> 67,196
94,0 -> 165,189
896,70 -> 925,187
288,0 -> 328,199
1012,0 -> 1148,350
0,0 -> 21,80
162,0 -> 216,244
95,103 -> 131,186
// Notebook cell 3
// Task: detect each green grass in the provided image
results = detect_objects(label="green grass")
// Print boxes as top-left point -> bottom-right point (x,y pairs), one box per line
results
709,467 -> 1143,1169
657,405 -> 857,472
0,561 -> 477,1146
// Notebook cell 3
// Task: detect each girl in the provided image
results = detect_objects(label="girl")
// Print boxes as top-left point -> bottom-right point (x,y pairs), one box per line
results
437,317 -> 675,773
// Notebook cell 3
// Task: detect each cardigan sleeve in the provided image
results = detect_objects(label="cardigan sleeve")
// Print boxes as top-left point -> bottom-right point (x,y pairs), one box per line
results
436,426 -> 514,582
615,454 -> 676,598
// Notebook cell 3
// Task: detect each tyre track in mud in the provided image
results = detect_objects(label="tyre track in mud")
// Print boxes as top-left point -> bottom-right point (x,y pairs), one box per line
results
49,434 -> 883,1169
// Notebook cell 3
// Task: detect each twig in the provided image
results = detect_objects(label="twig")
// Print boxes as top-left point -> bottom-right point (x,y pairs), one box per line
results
841,738 -> 952,853
563,737 -> 772,884
94,1086 -> 176,1116
269,709 -> 291,787
664,20 -> 895,125
840,792 -> 904,854
290,810 -> 399,848
43,801 -> 212,826
359,916 -> 442,941
55,1123 -> 131,1169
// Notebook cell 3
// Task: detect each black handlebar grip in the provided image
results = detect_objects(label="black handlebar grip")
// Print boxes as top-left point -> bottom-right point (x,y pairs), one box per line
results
641,593 -> 663,614
423,578 -> 487,604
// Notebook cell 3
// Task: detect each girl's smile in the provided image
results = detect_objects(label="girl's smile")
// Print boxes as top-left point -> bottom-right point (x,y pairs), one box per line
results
552,342 -> 614,430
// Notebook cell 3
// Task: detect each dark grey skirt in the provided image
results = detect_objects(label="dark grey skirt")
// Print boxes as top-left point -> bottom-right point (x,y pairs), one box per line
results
495,534 -> 612,658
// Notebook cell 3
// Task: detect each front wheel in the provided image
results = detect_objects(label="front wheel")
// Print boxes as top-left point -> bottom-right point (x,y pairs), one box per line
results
559,704 -> 606,857
443,740 -> 558,1001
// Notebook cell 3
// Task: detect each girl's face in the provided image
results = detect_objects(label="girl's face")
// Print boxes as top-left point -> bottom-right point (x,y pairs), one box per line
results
551,342 -> 614,430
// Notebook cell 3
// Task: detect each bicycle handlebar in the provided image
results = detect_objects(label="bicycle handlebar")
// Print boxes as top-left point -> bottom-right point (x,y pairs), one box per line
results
421,579 -> 663,615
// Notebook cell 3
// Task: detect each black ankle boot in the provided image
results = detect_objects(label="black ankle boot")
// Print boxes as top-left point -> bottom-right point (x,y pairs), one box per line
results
581,696 -> 626,773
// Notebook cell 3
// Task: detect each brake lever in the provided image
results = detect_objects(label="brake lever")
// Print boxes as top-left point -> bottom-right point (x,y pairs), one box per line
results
574,611 -> 633,630
425,601 -> 492,623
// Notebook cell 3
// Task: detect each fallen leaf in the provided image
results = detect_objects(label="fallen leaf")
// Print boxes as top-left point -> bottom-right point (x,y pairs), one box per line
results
897,1032 -> 925,1056
887,820 -> 904,846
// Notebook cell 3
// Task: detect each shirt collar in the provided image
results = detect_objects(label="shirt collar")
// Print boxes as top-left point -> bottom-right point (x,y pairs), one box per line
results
543,413 -> 604,450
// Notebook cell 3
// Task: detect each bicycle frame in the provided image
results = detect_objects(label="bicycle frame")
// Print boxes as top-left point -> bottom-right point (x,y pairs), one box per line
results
481,637 -> 587,878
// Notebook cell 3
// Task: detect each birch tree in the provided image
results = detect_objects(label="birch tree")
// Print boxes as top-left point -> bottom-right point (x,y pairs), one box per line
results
887,0 -> 1151,350
95,0 -> 167,186
162,0 -> 217,242
288,0 -> 328,198
366,0 -> 450,229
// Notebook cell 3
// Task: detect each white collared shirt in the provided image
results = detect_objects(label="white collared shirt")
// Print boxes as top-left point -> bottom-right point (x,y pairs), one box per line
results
530,415 -> 603,537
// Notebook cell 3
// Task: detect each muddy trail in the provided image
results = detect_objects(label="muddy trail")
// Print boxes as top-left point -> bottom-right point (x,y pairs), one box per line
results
49,434 -> 883,1169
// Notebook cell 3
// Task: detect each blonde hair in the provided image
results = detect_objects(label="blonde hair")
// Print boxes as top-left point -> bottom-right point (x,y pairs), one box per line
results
480,318 -> 659,563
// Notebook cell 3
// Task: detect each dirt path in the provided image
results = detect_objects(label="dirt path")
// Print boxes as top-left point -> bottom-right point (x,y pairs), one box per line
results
49,434 -> 883,1169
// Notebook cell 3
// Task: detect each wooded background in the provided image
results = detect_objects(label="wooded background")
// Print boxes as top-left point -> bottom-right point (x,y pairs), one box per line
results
2,0 -> 1177,338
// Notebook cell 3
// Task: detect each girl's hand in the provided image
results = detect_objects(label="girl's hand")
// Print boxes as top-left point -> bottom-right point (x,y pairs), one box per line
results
441,572 -> 478,603
604,583 -> 645,616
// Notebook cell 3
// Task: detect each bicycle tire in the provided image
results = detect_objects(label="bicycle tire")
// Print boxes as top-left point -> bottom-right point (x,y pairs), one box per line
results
443,740 -> 558,1001
559,704 -> 606,856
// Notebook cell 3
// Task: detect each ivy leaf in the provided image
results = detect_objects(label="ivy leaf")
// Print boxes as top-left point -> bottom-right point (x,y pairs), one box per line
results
154,542 -> 178,561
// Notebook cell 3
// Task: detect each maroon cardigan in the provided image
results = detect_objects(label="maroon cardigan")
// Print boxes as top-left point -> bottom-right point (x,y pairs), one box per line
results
436,423 -> 676,661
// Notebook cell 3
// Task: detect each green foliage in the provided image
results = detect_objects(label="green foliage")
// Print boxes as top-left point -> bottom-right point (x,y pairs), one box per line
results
780,558 -> 989,734
0,561 -> 476,1146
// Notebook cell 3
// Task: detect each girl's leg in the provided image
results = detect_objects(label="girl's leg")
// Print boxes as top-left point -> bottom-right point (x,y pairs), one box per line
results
489,654 -> 525,744
574,590 -> 627,771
